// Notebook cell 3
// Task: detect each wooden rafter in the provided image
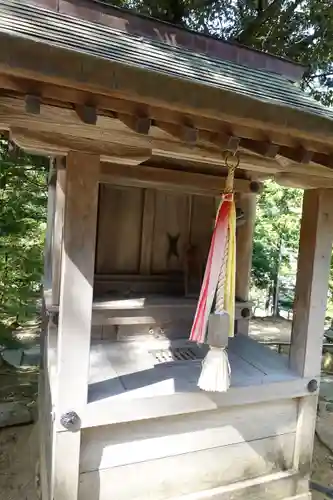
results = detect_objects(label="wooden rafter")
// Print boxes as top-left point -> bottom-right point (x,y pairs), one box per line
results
1,92 -> 333,177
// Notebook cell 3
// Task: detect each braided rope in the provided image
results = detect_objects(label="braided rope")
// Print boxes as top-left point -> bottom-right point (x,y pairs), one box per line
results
215,158 -> 237,313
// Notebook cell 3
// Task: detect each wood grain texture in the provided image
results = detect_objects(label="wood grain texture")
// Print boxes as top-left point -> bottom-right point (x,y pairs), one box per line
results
235,194 -> 257,306
52,162 -> 66,305
139,189 -> 155,274
290,189 -> 333,378
10,126 -> 151,165
53,152 -> 99,500
81,377 -> 312,430
80,399 -> 297,472
1,32 -> 333,148
95,184 -> 143,274
99,162 -> 262,196
166,472 -> 308,500
290,189 -> 333,483
78,433 -> 295,500
43,160 -> 56,289
151,191 -> 189,273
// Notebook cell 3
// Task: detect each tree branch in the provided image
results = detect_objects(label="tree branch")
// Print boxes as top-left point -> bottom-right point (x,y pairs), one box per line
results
235,0 -> 284,43
306,72 -> 333,81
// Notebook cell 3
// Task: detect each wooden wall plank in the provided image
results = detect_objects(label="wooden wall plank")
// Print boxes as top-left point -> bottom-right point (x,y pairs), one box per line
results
290,189 -> 333,481
151,191 -> 189,273
53,151 -> 99,500
95,184 -> 143,274
80,399 -> 297,472
78,433 -> 295,500
185,195 -> 215,295
139,188 -> 155,274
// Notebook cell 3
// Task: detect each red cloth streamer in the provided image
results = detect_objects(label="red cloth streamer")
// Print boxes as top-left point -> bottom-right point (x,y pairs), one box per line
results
189,193 -> 233,344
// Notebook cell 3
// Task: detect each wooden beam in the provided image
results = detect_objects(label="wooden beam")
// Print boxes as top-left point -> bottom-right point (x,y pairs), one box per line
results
3,96 -> 333,174
241,138 -> 279,158
10,127 -> 151,165
53,152 -> 99,500
275,173 -> 333,189
99,162 -> 263,196
290,189 -> 333,479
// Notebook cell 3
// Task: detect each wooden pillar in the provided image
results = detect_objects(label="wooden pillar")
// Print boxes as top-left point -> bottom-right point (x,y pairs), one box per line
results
290,189 -> 333,479
43,160 -> 57,288
52,152 -> 99,500
52,159 -> 66,305
235,193 -> 257,334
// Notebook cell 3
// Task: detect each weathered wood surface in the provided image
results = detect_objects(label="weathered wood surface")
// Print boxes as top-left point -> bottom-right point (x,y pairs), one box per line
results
290,189 -> 333,378
51,161 -> 66,305
235,194 -> 256,302
1,34 -> 333,150
53,152 -> 99,500
77,336 -> 313,429
95,184 -> 215,279
80,399 -> 297,472
78,433 -> 295,500
139,188 -> 155,274
290,189 -> 333,480
43,160 -> 56,289
95,184 -> 143,274
99,163 -> 262,196
151,191 -> 189,273
22,0 -> 302,81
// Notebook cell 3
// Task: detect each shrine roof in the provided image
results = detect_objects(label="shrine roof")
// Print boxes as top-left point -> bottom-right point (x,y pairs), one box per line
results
0,0 -> 332,126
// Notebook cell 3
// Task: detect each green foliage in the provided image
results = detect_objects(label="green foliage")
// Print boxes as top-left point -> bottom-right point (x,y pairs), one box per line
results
251,181 -> 303,315
0,138 -> 48,339
252,180 -> 302,290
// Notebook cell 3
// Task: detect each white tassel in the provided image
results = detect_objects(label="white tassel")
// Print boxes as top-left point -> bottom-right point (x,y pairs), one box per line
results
198,346 -> 231,392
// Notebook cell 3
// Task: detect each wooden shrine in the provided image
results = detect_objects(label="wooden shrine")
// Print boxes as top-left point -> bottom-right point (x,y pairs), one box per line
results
1,0 -> 333,499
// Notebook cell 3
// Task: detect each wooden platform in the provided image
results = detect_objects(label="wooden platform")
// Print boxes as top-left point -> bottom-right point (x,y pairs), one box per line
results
88,333 -> 294,403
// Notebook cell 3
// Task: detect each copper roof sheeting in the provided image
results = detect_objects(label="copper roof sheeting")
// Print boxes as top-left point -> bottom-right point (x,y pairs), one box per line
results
0,0 -> 332,123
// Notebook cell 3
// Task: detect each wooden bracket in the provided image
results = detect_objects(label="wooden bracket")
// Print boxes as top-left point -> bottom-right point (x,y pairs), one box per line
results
279,145 -> 313,164
119,113 -> 152,135
75,104 -> 97,125
200,131 -> 240,152
157,121 -> 198,145
24,94 -> 41,115
241,138 -> 279,158
312,152 -> 333,170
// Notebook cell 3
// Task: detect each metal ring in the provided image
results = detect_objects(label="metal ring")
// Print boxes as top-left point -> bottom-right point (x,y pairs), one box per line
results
225,151 -> 240,170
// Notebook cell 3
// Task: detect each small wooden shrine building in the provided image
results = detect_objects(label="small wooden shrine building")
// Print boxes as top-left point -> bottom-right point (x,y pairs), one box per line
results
1,1 -> 333,499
